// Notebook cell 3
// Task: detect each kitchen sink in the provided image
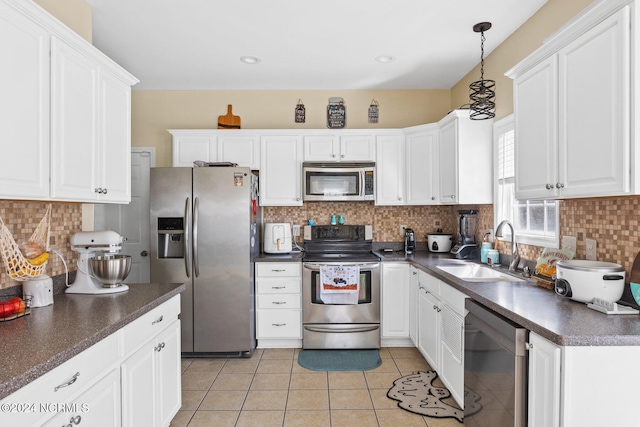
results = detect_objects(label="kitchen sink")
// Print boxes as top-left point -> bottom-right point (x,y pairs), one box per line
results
437,264 -> 525,282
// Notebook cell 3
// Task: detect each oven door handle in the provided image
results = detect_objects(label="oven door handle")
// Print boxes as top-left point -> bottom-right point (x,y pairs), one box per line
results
303,262 -> 380,270
304,325 -> 380,333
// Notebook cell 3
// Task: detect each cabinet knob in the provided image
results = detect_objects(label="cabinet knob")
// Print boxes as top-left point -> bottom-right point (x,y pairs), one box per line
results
332,154 -> 336,158
103,188 -> 108,194
412,271 -> 417,275
545,183 -> 553,190
450,195 -> 455,199
341,154 -> 345,158
556,182 -> 564,189
94,188 -> 103,194
141,250 -> 149,257
431,196 -> 436,200
525,342 -> 534,350
296,197 -> 300,201
155,342 -> 166,352
398,197 -> 402,201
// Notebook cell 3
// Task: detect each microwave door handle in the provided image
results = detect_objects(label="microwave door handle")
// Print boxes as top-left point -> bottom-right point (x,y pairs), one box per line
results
183,197 -> 191,278
360,170 -> 365,197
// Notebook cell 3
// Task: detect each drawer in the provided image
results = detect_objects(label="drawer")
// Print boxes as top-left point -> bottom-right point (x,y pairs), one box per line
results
256,278 -> 301,294
122,294 -> 180,356
257,310 -> 301,339
1,332 -> 119,426
256,262 -> 301,278
257,294 -> 301,310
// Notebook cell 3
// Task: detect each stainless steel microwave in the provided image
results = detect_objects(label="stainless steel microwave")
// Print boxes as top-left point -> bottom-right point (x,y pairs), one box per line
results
302,162 -> 375,202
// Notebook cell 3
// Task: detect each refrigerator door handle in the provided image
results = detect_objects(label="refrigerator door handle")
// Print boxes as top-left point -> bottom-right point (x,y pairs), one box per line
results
193,197 -> 200,278
184,197 -> 191,278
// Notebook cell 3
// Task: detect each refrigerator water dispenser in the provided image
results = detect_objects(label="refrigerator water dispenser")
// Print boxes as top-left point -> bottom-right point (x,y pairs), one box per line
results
157,217 -> 184,258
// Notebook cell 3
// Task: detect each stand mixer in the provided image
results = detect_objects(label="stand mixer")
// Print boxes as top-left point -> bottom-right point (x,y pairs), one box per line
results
66,231 -> 130,294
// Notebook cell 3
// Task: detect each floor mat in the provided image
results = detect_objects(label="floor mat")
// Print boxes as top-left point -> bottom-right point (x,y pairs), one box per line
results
387,370 -> 476,423
297,349 -> 382,371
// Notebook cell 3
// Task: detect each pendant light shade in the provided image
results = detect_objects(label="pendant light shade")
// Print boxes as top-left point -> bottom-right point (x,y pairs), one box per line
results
469,22 -> 495,120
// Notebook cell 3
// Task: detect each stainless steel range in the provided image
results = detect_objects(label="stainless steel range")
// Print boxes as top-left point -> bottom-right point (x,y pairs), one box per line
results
302,225 -> 380,349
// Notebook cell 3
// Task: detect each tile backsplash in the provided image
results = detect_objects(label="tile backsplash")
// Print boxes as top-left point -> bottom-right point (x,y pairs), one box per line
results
264,203 -> 491,246
0,201 -> 81,289
265,196 -> 640,277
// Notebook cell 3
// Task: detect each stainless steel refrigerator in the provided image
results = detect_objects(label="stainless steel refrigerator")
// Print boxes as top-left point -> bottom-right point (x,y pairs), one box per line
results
150,167 -> 260,356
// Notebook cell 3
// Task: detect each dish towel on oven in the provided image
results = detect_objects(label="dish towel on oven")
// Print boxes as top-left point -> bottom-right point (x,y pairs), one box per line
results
320,265 -> 360,304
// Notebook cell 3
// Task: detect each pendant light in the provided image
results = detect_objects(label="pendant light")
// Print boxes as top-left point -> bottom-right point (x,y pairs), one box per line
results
469,22 -> 495,120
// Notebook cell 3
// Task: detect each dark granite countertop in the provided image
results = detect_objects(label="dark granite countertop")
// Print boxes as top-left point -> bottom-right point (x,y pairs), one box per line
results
253,248 -> 640,347
254,251 -> 304,262
0,282 -> 185,400
393,251 -> 640,347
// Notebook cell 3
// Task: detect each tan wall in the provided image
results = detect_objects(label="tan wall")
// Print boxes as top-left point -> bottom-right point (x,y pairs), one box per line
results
132,90 -> 451,167
34,0 -> 92,43
451,0 -> 596,120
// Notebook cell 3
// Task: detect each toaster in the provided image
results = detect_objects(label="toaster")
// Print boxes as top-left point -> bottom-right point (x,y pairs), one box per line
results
263,223 -> 292,254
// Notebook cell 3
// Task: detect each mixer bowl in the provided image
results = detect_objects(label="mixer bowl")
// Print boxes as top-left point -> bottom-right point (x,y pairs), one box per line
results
90,255 -> 132,287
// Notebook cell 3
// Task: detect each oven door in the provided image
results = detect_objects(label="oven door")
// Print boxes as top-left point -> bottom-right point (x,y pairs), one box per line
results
302,262 -> 380,324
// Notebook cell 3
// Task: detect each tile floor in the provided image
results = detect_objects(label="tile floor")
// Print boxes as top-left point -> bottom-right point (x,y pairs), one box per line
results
170,347 -> 462,427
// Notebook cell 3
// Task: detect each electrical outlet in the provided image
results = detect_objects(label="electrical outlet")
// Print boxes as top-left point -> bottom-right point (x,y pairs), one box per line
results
585,238 -> 597,260
292,224 -> 300,237
400,225 -> 407,236
562,235 -> 577,254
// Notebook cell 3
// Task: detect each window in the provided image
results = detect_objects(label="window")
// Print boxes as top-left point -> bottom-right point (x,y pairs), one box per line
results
494,115 -> 558,247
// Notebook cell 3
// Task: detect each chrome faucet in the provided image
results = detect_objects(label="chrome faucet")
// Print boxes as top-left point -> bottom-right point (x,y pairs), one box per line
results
495,220 -> 520,272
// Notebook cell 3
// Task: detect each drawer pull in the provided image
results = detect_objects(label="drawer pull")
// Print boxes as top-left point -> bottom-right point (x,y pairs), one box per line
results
152,315 -> 164,325
155,342 -> 166,352
271,269 -> 286,272
272,301 -> 286,305
272,323 -> 286,327
64,415 -> 82,426
271,286 -> 286,289
54,372 -> 80,392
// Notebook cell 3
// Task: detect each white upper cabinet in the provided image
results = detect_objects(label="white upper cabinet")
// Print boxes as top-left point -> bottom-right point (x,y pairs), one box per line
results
170,130 -> 260,169
405,124 -> 439,205
513,56 -> 559,199
260,134 -> 303,206
303,132 -> 375,162
51,37 -> 133,203
508,2 -> 631,199
437,110 -> 493,204
0,0 -> 137,203
0,1 -> 50,200
375,132 -> 405,205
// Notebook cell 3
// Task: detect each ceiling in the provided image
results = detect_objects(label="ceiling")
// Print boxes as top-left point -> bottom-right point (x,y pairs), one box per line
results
86,0 -> 548,91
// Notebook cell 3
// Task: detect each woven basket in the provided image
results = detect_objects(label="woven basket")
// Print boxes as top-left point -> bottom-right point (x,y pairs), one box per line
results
0,204 -> 51,281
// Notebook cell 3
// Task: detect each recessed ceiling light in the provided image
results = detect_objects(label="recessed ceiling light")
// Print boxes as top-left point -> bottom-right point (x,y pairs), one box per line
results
240,56 -> 261,64
375,55 -> 395,63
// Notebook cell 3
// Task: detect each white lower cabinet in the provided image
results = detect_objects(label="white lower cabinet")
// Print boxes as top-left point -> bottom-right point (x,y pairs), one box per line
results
121,319 -> 181,427
43,368 -> 121,427
409,266 -> 419,346
381,262 -> 411,345
415,268 -> 467,407
528,332 -> 561,427
255,262 -> 302,347
417,270 -> 440,370
0,295 -> 181,427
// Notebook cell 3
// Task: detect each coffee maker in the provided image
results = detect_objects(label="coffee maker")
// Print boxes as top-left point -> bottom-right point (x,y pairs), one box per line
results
404,228 -> 416,255
450,210 -> 478,259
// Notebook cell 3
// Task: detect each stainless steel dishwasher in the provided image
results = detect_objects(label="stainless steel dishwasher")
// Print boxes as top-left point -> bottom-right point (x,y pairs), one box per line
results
464,299 -> 529,426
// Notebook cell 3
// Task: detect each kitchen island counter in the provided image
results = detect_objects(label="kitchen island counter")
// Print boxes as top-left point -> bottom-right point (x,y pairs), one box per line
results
0,282 -> 185,400
385,251 -> 640,347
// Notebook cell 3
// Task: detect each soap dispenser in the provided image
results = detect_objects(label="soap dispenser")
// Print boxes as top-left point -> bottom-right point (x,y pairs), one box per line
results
480,232 -> 492,264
